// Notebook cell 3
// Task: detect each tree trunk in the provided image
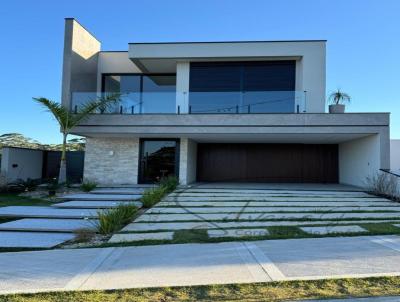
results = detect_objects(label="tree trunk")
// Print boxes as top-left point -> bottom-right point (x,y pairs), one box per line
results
58,133 -> 68,184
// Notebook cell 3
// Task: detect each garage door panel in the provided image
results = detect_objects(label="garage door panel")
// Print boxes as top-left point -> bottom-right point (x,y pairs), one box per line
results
197,144 -> 246,182
197,143 -> 338,183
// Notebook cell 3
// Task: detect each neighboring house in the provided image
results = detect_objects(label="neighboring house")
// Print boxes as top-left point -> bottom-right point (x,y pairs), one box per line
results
62,18 -> 390,187
391,140 -> 400,172
0,147 -> 84,183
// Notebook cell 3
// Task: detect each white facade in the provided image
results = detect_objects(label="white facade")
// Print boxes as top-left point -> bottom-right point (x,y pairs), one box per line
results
391,139 -> 400,171
61,19 -> 391,188
129,41 -> 326,113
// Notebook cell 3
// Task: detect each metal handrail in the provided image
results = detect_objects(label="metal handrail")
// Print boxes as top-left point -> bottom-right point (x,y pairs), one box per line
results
380,169 -> 400,178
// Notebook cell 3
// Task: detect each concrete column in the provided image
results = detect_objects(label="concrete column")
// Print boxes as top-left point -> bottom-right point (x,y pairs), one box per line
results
179,138 -> 197,185
301,44 -> 326,113
176,62 -> 190,113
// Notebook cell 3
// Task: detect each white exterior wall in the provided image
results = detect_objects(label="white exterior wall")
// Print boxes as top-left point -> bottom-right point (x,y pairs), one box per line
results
0,148 -> 43,181
339,135 -> 381,187
84,138 -> 139,185
391,140 -> 400,171
130,41 -> 326,113
179,138 -> 197,185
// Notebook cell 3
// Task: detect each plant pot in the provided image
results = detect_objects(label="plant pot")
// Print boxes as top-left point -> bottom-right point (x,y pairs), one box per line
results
329,104 -> 345,113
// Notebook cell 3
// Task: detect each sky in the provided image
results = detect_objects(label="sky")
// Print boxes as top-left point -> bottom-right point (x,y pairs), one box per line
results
0,0 -> 399,144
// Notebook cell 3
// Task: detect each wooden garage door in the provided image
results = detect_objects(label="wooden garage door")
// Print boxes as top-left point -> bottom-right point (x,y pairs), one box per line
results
197,144 -> 338,183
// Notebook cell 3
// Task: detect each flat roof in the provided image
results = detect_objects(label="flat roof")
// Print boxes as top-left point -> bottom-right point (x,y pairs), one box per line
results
129,40 -> 327,45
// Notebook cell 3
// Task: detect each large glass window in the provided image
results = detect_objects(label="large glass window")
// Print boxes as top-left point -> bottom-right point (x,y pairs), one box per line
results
102,74 -> 176,113
139,140 -> 179,183
189,61 -> 296,113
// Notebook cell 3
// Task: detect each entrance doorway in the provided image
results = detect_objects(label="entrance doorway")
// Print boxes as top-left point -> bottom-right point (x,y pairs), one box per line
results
139,139 -> 179,183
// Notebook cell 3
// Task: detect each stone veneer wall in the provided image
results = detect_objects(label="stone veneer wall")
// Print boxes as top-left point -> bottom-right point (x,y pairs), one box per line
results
84,138 -> 139,185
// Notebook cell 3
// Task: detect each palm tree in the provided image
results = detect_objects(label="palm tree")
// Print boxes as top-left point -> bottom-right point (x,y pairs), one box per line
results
33,94 -> 119,184
328,89 -> 351,105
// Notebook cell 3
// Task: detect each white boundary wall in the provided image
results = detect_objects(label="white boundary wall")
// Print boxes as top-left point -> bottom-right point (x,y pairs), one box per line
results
391,139 -> 400,172
0,148 -> 43,181
339,135 -> 381,187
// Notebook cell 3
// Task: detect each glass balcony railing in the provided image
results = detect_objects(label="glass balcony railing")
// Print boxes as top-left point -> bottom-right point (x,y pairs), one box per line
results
71,92 -> 177,114
188,91 -> 306,114
70,91 -> 306,114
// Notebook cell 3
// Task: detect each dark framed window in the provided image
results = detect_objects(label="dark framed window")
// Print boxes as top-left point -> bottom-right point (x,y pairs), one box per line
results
138,139 -> 180,184
189,61 -> 296,113
102,73 -> 176,113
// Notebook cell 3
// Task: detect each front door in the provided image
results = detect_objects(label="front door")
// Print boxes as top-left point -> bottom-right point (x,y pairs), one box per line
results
139,139 -> 179,183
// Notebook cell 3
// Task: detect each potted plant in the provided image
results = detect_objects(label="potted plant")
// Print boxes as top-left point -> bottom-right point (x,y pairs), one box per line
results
328,89 -> 351,113
47,179 -> 59,196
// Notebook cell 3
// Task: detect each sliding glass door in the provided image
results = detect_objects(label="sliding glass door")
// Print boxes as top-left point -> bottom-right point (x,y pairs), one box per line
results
139,139 -> 179,183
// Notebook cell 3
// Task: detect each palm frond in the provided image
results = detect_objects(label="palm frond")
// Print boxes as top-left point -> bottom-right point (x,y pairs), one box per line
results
70,93 -> 121,127
328,89 -> 351,105
33,98 -> 69,131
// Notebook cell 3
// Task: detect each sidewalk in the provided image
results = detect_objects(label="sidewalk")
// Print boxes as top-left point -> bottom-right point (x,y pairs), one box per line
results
1,235 -> 400,295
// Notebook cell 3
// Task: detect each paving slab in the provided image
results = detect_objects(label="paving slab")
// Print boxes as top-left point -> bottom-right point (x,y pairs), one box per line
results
208,228 -> 269,238
78,241 -> 272,291
0,206 -> 98,218
164,196 -> 388,202
0,248 -> 108,293
58,193 -> 142,201
394,224 -> 400,228
0,231 -> 75,248
2,236 -> 400,294
253,235 -> 400,279
109,232 -> 174,243
171,191 -> 372,197
158,201 -> 397,207
135,212 -> 400,222
300,225 -> 368,235
52,200 -> 142,209
175,189 -> 366,195
122,219 -> 399,232
0,219 -> 98,232
190,183 -> 362,191
92,188 -> 146,195
147,206 -> 400,214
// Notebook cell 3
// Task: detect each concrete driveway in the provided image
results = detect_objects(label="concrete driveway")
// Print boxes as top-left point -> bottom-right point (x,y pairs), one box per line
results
1,235 -> 400,295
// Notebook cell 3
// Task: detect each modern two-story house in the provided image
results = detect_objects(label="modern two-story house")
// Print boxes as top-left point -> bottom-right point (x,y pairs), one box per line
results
61,18 -> 390,187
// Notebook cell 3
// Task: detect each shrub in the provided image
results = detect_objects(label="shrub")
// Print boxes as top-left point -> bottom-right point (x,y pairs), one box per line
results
142,186 -> 167,208
96,204 -> 138,235
141,176 -> 179,208
74,227 -> 96,243
3,178 -> 41,193
159,175 -> 179,193
366,172 -> 399,200
19,178 -> 40,192
47,179 -> 60,196
81,181 -> 98,192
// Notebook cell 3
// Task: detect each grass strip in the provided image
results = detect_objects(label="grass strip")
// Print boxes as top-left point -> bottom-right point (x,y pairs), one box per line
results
0,194 -> 53,207
95,223 -> 400,247
3,276 -> 400,302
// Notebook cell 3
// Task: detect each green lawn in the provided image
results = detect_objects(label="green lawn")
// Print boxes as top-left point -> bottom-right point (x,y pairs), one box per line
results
2,277 -> 400,302
0,193 -> 53,207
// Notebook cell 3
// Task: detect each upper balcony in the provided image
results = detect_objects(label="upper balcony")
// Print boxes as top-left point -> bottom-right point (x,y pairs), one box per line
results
71,90 -> 307,115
